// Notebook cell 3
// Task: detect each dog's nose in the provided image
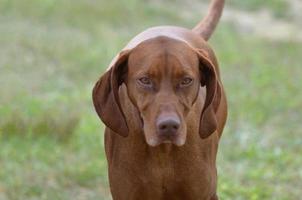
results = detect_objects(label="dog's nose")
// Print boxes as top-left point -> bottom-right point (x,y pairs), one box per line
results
157,117 -> 180,137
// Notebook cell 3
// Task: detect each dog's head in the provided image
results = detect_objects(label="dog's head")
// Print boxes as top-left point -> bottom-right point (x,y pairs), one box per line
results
93,36 -> 221,146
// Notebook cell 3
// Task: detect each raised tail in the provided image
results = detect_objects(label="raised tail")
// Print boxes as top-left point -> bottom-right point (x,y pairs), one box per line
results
192,0 -> 225,41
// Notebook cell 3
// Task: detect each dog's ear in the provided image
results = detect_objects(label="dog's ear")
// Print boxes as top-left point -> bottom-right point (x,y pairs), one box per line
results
92,50 -> 131,137
195,49 -> 222,139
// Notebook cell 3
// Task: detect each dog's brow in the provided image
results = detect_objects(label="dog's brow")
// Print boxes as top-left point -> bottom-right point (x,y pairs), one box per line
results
180,69 -> 196,77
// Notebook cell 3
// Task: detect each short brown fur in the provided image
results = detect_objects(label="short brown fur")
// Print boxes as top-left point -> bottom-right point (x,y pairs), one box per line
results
93,0 -> 227,199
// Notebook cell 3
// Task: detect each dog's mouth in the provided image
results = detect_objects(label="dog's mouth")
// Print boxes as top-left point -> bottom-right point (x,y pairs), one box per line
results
145,131 -> 186,147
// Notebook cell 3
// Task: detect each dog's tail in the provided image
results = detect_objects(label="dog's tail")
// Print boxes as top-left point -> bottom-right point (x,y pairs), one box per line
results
192,0 -> 225,41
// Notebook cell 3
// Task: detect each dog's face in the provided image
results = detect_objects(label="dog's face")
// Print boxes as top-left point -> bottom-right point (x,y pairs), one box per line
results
93,36 -> 221,147
125,38 -> 200,146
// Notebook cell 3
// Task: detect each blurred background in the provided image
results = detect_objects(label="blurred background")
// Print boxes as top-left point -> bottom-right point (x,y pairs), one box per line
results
0,0 -> 301,199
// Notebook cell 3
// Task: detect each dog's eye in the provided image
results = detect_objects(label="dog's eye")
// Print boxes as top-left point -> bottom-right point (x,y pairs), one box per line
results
180,77 -> 193,87
138,77 -> 153,87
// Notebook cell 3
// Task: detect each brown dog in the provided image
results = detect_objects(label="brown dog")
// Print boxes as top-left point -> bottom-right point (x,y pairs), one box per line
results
93,0 -> 227,199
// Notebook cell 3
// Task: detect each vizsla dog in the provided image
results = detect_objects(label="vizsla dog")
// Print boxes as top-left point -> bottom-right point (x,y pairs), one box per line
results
93,0 -> 227,199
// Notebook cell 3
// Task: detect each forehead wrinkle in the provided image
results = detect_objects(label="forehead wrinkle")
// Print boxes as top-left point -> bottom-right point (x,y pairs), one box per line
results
147,52 -> 167,80
166,53 -> 198,77
128,51 -> 161,78
150,48 -> 174,80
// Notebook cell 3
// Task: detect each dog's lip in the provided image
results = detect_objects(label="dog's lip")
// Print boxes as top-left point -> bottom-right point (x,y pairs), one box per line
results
145,136 -> 176,147
145,137 -> 160,147
145,129 -> 185,147
146,138 -> 185,147
155,133 -> 186,147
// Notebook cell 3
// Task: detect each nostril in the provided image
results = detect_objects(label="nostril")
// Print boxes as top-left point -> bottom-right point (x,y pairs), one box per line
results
160,124 -> 167,130
172,124 -> 179,130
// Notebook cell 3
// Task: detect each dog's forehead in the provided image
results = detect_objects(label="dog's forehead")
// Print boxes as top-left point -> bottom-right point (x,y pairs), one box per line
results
128,37 -> 198,69
132,37 -> 194,56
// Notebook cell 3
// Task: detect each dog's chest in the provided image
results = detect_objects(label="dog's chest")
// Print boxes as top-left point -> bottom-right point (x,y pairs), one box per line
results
147,152 -> 176,187
142,151 -> 214,192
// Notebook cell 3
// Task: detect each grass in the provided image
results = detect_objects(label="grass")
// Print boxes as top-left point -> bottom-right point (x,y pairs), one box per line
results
0,121 -> 110,200
0,0 -> 301,199
229,0 -> 289,18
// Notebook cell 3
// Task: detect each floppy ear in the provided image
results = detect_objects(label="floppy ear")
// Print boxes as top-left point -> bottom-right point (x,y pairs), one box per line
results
92,50 -> 131,137
196,49 -> 222,139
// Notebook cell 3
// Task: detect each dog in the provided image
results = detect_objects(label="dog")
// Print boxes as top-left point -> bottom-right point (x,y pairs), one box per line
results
93,0 -> 227,199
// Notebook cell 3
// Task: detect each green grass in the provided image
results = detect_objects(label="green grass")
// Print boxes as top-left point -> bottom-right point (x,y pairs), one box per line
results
0,119 -> 110,200
0,0 -> 301,199
229,0 -> 289,18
